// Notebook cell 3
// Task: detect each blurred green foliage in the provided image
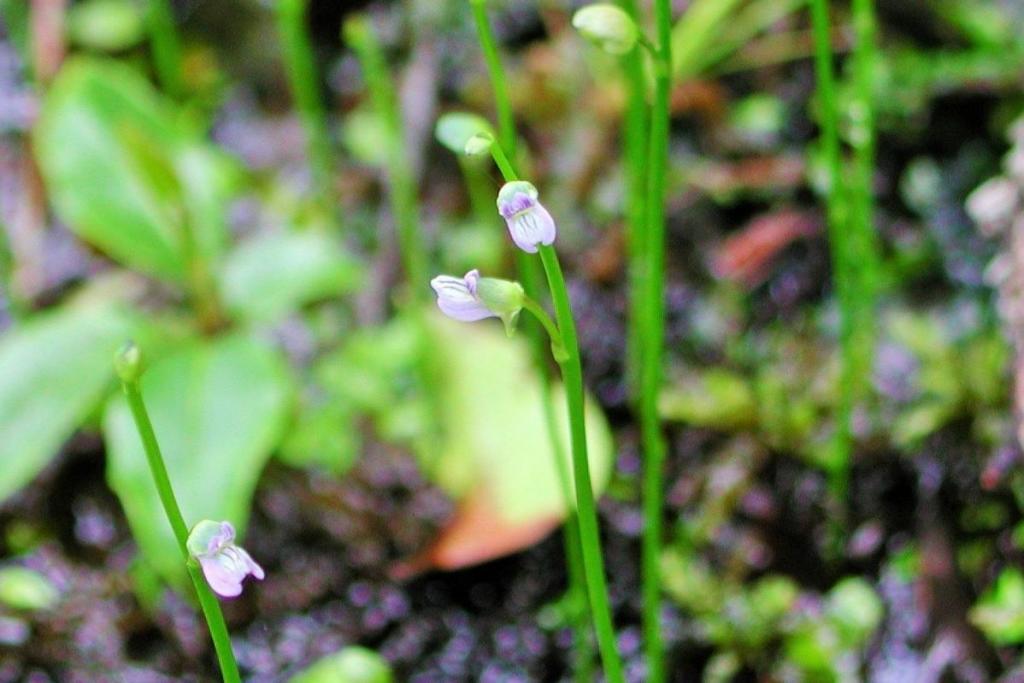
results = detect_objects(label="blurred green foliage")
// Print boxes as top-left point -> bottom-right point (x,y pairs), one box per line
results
290,645 -> 393,683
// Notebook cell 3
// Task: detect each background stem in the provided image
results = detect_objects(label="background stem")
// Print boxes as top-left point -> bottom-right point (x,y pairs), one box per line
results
538,245 -> 626,683
346,16 -> 427,299
120,373 -> 240,683
809,0 -> 869,511
639,1 -> 672,679
276,0 -> 337,224
619,0 -> 649,400
469,0 -> 517,163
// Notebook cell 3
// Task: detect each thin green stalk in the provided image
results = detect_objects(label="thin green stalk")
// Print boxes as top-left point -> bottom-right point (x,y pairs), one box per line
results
276,0 -> 336,222
538,245 -> 626,683
619,0 -> 649,399
489,142 -> 519,187
848,0 -> 881,384
809,0 -> 854,502
115,346 -> 240,683
639,1 -> 672,680
469,0 -> 517,163
345,16 -> 427,297
147,0 -> 183,97
469,5 -> 597,673
493,146 -> 595,683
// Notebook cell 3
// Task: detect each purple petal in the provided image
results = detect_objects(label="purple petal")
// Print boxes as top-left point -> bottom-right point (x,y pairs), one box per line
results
506,203 -> 557,253
199,554 -> 244,598
430,274 -> 495,322
199,546 -> 264,598
236,546 -> 265,581
498,192 -> 537,219
207,521 -> 235,555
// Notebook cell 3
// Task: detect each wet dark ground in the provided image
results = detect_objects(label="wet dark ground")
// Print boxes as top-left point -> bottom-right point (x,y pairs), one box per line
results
1,262 -> 1019,681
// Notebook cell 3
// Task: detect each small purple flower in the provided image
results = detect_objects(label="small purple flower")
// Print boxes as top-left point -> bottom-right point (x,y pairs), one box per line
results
496,181 -> 556,253
430,269 -> 526,335
430,269 -> 495,322
186,520 -> 264,598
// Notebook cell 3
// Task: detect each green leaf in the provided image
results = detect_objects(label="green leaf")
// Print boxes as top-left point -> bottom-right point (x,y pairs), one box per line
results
826,577 -> 883,646
0,304 -> 135,504
0,567 -> 59,611
970,568 -> 1024,645
104,334 -> 291,585
658,368 -> 757,431
67,0 -> 145,52
434,112 -> 496,155
221,232 -> 363,323
289,646 -> 393,683
423,313 -> 614,522
33,58 -> 233,283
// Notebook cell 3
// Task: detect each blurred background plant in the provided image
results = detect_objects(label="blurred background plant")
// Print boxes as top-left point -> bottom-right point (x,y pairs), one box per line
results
0,0 -> 1023,680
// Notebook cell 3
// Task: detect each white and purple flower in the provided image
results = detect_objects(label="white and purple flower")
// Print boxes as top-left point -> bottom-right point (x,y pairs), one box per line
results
496,181 -> 557,253
430,269 -> 494,322
430,269 -> 526,335
187,520 -> 264,599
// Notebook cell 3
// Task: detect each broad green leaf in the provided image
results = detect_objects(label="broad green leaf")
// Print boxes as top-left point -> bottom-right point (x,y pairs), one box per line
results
659,368 -> 757,431
434,112 -> 495,155
221,232 -> 363,323
0,304 -> 134,503
970,568 -> 1024,645
34,58 -> 233,283
423,313 -> 614,523
67,0 -> 145,52
290,646 -> 393,683
0,567 -> 59,611
104,334 -> 291,585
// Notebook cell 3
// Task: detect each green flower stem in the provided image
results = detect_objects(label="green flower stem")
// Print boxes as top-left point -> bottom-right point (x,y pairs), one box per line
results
469,0 -> 516,162
810,0 -> 857,506
276,0 -> 337,224
492,145 -> 595,681
470,4 -> 596,674
147,0 -> 183,97
523,290 -> 593,681
522,295 -> 568,360
117,353 -> 240,683
639,0 -> 672,679
488,141 -> 518,186
538,245 -> 626,683
346,16 -> 427,298
619,0 -> 649,399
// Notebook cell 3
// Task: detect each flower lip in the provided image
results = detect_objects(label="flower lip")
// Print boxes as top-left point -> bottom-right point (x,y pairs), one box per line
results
187,520 -> 264,599
430,270 -> 495,322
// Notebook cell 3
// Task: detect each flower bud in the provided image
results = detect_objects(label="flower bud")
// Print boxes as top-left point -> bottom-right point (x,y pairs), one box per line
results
463,131 -> 494,156
496,181 -> 557,253
572,4 -> 638,56
187,520 -> 264,598
114,342 -> 143,384
435,112 -> 496,157
430,269 -> 525,335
